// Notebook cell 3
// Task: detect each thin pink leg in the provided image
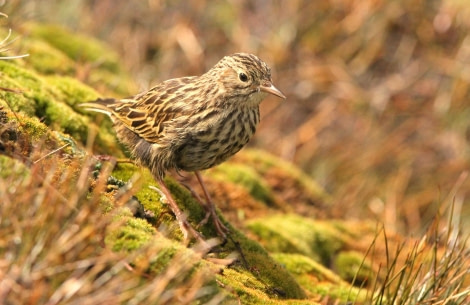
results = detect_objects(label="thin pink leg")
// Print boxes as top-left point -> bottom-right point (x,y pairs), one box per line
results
154,178 -> 205,242
194,171 -> 229,239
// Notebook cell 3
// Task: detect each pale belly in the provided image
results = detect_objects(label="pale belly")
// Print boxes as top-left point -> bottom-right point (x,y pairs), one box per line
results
174,108 -> 259,171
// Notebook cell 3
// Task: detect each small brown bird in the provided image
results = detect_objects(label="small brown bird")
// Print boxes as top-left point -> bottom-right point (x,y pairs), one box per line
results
81,53 -> 285,241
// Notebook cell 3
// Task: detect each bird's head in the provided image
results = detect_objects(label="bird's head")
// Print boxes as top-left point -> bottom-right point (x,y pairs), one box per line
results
208,53 -> 285,105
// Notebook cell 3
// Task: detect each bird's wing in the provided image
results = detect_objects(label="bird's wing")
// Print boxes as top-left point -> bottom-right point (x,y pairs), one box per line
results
108,77 -> 197,143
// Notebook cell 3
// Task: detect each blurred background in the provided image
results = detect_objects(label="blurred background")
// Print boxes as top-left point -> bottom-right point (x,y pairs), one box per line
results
3,0 -> 470,235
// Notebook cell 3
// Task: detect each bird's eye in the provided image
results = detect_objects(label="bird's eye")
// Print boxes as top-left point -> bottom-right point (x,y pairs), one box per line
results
239,72 -> 249,82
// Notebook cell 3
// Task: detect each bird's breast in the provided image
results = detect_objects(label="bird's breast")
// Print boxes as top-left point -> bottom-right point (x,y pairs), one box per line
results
175,106 -> 260,171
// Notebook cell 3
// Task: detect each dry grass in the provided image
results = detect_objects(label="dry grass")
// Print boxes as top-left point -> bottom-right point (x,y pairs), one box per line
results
0,12 -> 28,60
363,212 -> 470,304
0,150 -> 222,304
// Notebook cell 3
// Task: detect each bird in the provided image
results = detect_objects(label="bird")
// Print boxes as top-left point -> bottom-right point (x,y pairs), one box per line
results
81,53 -> 285,242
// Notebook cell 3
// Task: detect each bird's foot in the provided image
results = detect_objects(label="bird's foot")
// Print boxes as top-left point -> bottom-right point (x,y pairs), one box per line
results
204,203 -> 229,240
149,185 -> 210,248
181,182 -> 229,240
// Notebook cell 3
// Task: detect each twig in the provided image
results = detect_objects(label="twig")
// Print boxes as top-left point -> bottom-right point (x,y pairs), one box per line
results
0,87 -> 24,94
34,143 -> 71,164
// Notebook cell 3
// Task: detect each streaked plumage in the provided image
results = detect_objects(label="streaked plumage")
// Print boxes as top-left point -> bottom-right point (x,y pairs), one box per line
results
81,53 -> 285,240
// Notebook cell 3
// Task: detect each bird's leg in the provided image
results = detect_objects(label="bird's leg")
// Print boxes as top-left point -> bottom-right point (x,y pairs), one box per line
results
152,178 -> 206,243
194,171 -> 229,239
181,183 -> 212,226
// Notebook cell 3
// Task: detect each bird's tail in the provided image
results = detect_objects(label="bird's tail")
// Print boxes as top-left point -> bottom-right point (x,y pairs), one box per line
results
80,98 -> 116,117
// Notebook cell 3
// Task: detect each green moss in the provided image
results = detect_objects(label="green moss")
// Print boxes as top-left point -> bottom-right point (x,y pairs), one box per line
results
88,68 -> 137,97
334,251 -> 373,285
24,23 -> 136,96
272,253 -> 368,303
272,253 -> 344,284
111,163 -> 193,239
236,149 -> 330,203
1,23 -> 134,154
105,207 -> 156,252
1,23 -> 136,97
246,251 -> 306,299
103,204 -> 216,295
0,155 -> 30,179
217,267 -> 315,304
164,177 -> 214,234
208,163 -> 277,206
216,268 -> 277,304
23,39 -> 75,75
0,79 -> 36,116
0,104 -> 81,163
309,282 -> 367,304
21,115 -> 51,141
26,23 -> 121,73
111,162 -> 307,300
0,59 -> 54,116
2,107 -> 58,145
0,89 -> 34,116
247,214 -> 344,265
111,162 -> 164,217
147,242 -> 182,274
0,58 -> 120,154
45,76 -> 100,108
111,162 -> 238,240
220,230 -> 307,300
41,75 -> 116,145
103,207 -> 204,285
41,99 -> 89,140
98,193 -> 115,214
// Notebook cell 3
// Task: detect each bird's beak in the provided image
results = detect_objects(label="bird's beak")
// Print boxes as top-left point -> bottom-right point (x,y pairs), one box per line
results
260,82 -> 286,99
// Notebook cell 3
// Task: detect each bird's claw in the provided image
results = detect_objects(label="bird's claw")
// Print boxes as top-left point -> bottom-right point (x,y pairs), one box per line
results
149,185 -> 207,244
